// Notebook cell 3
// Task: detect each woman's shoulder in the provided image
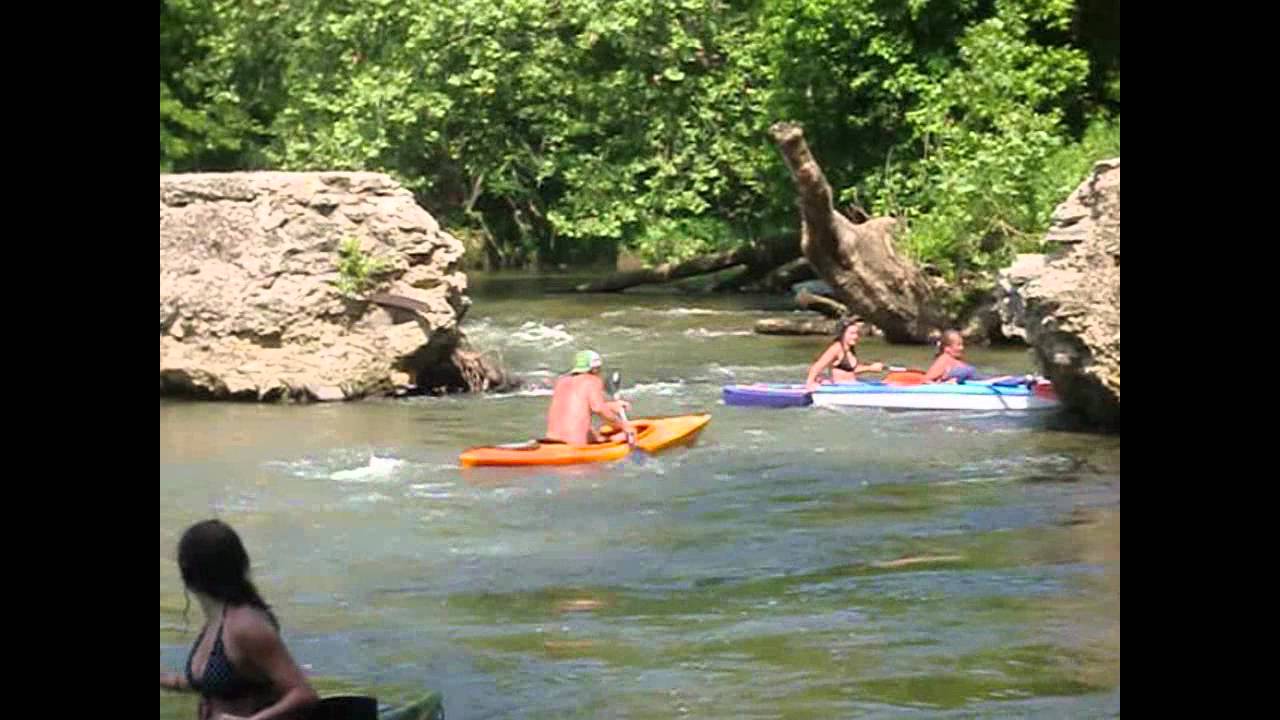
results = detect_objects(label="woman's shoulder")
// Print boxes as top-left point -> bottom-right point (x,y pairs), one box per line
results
812,341 -> 838,358
224,604 -> 278,636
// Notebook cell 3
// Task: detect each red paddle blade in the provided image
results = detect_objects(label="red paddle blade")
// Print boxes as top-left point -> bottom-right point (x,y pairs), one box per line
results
883,369 -> 926,385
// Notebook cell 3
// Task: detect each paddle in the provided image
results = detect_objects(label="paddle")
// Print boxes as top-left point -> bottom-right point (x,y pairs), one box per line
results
806,365 -> 924,391
882,370 -> 1039,388
882,366 -> 927,385
304,693 -> 444,720
609,370 -> 637,448
969,373 -> 1040,387
304,695 -> 378,720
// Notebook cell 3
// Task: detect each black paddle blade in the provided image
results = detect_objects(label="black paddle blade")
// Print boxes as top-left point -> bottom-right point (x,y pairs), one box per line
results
305,695 -> 378,720
608,370 -> 622,394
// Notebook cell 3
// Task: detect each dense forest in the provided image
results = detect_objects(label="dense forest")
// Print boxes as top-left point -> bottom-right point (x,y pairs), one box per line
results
160,0 -> 1118,304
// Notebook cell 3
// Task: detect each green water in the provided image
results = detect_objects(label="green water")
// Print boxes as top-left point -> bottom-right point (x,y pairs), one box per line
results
161,274 -> 1119,718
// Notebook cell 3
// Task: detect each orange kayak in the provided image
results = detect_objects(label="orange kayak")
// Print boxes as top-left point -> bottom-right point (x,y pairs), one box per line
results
458,414 -> 711,468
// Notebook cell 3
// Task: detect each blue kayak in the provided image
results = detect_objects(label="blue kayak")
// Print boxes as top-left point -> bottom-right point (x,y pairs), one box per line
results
722,383 -> 812,408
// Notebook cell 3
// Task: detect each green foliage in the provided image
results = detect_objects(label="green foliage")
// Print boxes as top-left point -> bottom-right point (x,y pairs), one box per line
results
334,238 -> 390,298
160,0 -> 286,171
1036,116 -> 1120,216
853,0 -> 1108,298
160,0 -> 1119,280
629,216 -> 741,265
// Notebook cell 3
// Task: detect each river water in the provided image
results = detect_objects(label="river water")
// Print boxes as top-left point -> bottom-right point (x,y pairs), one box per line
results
161,274 -> 1120,718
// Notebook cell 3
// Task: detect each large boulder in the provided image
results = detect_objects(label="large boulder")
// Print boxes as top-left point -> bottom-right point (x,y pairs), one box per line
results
160,172 -> 474,401
997,159 -> 1120,429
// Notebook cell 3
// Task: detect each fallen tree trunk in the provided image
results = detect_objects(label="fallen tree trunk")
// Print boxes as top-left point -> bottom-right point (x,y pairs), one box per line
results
575,249 -> 746,292
575,234 -> 799,293
754,317 -> 837,335
795,289 -> 848,319
710,234 -> 806,291
747,257 -> 815,293
768,122 -> 945,343
711,265 -> 757,293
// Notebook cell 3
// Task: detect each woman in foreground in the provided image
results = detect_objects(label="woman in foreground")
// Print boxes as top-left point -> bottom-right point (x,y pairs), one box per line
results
160,519 -> 319,720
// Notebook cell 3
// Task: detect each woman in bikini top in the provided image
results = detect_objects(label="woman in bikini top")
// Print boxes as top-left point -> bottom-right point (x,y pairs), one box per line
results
804,317 -> 885,391
184,605 -> 278,713
161,519 -> 318,720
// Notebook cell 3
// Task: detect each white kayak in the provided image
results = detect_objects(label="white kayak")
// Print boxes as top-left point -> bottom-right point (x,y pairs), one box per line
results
810,379 -> 1059,411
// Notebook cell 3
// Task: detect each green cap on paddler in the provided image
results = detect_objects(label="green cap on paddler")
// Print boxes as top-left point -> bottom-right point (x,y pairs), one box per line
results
570,349 -> 603,374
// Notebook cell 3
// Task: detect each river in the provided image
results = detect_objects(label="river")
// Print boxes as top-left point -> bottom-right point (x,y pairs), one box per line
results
161,273 -> 1120,718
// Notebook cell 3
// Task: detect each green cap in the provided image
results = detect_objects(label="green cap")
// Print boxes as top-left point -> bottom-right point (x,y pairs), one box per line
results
570,349 -> 603,374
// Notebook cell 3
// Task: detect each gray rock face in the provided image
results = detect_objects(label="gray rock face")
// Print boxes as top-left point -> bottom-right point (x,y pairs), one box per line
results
996,159 -> 1120,429
160,172 -> 470,401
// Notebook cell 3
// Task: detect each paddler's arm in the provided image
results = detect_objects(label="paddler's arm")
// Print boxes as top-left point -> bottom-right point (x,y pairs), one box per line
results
222,610 -> 319,720
804,344 -> 841,390
923,356 -> 949,383
854,361 -> 886,374
159,669 -> 189,692
589,386 -> 634,434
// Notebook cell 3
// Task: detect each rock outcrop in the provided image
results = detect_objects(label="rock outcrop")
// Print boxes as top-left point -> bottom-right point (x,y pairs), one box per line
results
160,172 -> 485,401
997,159 -> 1120,429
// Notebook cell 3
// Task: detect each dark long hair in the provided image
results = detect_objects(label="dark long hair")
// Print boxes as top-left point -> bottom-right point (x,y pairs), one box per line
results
178,519 -> 279,629
832,317 -> 864,367
833,316 -> 863,346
